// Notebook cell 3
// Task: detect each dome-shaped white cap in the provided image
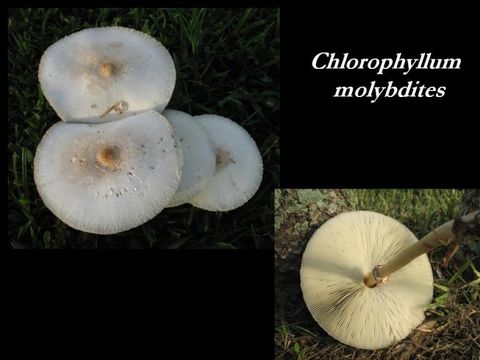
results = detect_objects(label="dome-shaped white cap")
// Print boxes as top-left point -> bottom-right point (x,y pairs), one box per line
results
162,109 -> 216,207
190,114 -> 263,211
34,110 -> 182,234
38,26 -> 176,123
300,211 -> 433,350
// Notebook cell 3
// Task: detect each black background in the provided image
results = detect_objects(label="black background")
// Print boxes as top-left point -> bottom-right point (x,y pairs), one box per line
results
5,250 -> 274,357
281,4 -> 478,188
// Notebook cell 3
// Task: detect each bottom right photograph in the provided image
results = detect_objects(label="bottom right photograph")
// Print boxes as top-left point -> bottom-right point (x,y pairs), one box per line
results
275,189 -> 479,359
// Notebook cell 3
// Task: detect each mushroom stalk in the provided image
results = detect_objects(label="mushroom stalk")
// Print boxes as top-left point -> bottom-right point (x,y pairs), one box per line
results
364,210 -> 479,287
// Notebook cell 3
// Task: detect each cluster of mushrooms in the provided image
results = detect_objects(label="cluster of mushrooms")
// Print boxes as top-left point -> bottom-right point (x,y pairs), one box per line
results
34,27 -> 263,235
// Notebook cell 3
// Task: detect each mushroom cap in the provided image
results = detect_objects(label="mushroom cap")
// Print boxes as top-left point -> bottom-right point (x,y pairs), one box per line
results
300,211 -> 433,350
38,26 -> 176,123
190,114 -> 263,211
162,109 -> 216,207
33,110 -> 182,234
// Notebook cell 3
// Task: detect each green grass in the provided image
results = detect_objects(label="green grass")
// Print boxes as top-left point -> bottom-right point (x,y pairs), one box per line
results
8,8 -> 279,249
275,189 -> 480,359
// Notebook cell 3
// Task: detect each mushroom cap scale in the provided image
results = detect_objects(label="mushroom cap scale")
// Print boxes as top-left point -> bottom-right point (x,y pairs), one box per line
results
162,109 -> 216,207
38,26 -> 176,123
34,110 -> 182,234
190,114 -> 263,211
300,211 -> 433,350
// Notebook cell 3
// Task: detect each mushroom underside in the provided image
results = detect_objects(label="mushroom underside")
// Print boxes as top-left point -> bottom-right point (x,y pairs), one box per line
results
300,211 -> 433,350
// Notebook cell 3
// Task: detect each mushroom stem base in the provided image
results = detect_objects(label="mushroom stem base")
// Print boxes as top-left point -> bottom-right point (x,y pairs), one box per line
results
364,265 -> 389,288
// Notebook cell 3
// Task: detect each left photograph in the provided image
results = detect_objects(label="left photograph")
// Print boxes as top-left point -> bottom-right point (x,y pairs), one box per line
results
8,8 -> 279,249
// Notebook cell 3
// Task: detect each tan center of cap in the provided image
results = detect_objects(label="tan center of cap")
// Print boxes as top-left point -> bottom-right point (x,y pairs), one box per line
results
99,63 -> 118,78
96,145 -> 121,171
215,148 -> 236,170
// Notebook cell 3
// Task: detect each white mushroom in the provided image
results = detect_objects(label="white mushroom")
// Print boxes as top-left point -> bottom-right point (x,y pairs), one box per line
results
162,109 -> 216,207
190,114 -> 263,211
300,211 -> 433,350
33,110 -> 182,234
38,26 -> 176,123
